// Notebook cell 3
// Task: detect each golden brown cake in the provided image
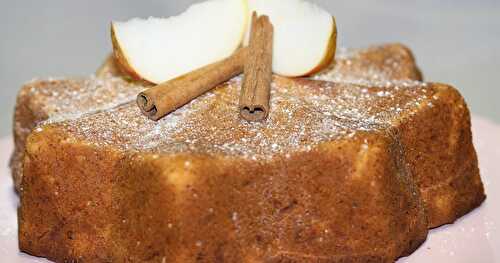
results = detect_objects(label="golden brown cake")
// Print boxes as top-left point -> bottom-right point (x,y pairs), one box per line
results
18,74 -> 484,262
14,44 -> 485,262
10,43 -> 421,192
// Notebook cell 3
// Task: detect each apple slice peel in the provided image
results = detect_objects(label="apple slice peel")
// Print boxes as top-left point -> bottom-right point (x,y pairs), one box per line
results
246,0 -> 337,77
112,0 -> 249,84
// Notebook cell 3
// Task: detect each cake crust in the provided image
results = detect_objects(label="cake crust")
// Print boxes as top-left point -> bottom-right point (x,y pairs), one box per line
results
21,128 -> 428,262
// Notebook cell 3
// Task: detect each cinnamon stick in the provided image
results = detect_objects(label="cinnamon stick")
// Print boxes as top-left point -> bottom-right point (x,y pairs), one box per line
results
137,48 -> 246,121
239,12 -> 274,122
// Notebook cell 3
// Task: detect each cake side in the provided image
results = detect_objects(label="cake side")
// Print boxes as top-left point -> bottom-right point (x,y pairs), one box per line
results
19,126 -> 126,261
290,79 -> 486,228
394,84 -> 485,227
11,83 -> 49,193
19,125 -> 427,262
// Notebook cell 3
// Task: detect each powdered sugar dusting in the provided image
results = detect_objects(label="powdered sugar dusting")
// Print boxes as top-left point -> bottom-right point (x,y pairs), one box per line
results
15,44 -> 428,162
314,44 -> 421,85
59,77 -> 434,159
18,76 -> 148,128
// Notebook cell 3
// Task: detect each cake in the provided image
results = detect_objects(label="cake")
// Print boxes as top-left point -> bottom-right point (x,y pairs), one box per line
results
14,44 -> 485,262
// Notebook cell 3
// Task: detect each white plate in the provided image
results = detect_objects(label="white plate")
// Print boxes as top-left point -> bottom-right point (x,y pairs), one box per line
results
1,116 -> 499,263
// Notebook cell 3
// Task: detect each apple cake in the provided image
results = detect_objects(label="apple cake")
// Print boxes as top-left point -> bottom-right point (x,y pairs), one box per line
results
14,44 -> 485,262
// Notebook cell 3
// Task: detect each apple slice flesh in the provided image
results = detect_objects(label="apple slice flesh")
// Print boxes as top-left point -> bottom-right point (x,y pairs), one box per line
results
112,0 -> 249,84
246,0 -> 337,77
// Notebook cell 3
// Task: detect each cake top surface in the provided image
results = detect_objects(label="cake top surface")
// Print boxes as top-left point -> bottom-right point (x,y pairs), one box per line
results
19,43 -> 419,126
19,77 -> 146,124
50,77 -> 436,159
314,43 -> 421,84
22,43 -> 427,160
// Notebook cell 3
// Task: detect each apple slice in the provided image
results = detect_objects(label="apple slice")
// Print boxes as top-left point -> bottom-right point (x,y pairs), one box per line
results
245,0 -> 337,77
112,0 -> 249,84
